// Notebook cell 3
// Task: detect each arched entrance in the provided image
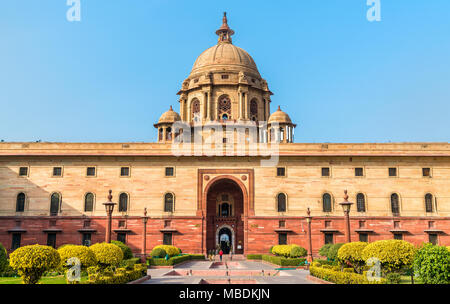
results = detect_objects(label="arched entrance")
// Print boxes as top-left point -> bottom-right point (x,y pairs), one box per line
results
205,178 -> 245,254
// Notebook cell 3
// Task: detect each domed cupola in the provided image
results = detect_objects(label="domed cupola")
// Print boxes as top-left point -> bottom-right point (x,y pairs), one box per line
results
268,106 -> 296,143
154,106 -> 181,143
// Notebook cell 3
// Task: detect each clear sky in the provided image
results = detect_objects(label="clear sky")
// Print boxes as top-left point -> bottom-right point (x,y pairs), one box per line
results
0,0 -> 449,143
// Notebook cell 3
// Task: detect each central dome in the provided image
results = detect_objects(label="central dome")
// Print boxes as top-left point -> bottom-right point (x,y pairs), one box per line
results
191,43 -> 260,76
189,13 -> 260,77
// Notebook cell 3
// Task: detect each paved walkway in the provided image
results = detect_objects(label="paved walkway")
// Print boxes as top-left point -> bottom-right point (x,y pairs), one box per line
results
140,261 -> 315,284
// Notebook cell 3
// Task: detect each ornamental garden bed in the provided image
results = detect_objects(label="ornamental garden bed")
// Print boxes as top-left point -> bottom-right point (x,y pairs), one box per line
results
147,254 -> 205,268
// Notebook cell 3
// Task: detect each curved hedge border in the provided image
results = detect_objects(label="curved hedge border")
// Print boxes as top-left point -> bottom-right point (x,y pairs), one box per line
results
310,265 -> 386,284
148,254 -> 205,266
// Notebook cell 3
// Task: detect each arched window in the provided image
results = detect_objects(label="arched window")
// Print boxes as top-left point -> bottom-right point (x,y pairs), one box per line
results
277,193 -> 286,212
425,193 -> 434,213
16,193 -> 25,212
158,128 -> 163,141
322,193 -> 332,212
164,193 -> 174,212
191,99 -> 200,122
356,193 -> 366,212
50,193 -> 61,216
391,193 -> 400,215
84,193 -> 94,212
250,99 -> 258,121
166,127 -> 172,141
218,95 -> 231,120
119,193 -> 128,212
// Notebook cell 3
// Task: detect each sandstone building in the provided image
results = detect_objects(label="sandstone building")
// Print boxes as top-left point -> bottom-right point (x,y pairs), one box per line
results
0,14 -> 449,256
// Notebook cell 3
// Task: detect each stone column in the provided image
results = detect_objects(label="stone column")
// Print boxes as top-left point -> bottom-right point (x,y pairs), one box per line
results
186,100 -> 191,123
206,92 -> 211,121
238,91 -> 243,120
265,98 -> 270,121
203,92 -> 208,120
180,99 -> 185,121
244,93 -> 248,119
162,127 -> 167,143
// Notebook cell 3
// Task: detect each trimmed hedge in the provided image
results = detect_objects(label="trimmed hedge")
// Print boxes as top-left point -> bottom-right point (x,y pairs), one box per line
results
58,245 -> 97,270
119,258 -> 141,270
413,243 -> 450,284
318,244 -> 333,257
327,243 -> 344,261
87,264 -> 147,284
9,244 -> 61,284
151,248 -> 167,258
0,243 -> 7,273
148,254 -> 205,266
313,259 -> 338,266
262,255 -> 306,266
337,242 -> 368,274
247,254 -> 263,260
309,265 -> 386,284
152,245 -> 181,257
271,245 -> 307,258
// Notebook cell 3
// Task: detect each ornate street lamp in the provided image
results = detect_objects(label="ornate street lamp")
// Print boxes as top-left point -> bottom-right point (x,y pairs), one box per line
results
142,208 -> 149,262
305,207 -> 313,262
339,190 -> 354,243
103,190 -> 116,243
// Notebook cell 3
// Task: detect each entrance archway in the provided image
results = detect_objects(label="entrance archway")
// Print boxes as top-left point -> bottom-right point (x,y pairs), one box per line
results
205,178 -> 244,254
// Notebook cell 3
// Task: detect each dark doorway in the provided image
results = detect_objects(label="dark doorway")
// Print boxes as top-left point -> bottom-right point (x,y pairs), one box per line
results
218,227 -> 232,254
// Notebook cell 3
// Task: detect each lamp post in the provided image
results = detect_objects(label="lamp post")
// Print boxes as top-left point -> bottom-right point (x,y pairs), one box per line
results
142,208 -> 149,262
339,190 -> 354,243
103,190 -> 116,243
305,207 -> 313,262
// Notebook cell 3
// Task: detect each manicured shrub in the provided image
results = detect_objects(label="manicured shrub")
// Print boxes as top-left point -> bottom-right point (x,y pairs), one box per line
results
87,264 -> 147,284
262,255 -> 306,266
58,245 -> 97,270
119,258 -> 141,270
313,259 -> 338,266
151,248 -> 167,258
327,243 -> 344,261
247,254 -> 263,260
386,272 -> 401,284
111,240 -> 133,260
362,240 -> 416,274
271,245 -> 307,258
90,243 -> 123,267
290,246 -> 307,258
9,244 -> 61,284
152,245 -> 180,257
309,265 -> 386,284
147,254 -> 205,266
0,243 -> 7,273
269,246 -> 274,254
413,243 -> 450,284
318,244 -> 333,258
337,242 -> 368,274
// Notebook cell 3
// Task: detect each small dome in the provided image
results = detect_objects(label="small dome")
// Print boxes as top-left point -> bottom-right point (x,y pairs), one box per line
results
157,106 -> 181,124
268,106 -> 292,124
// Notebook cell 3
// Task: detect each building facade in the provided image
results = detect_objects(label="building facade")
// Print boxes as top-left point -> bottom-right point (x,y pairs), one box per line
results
1,14 -> 449,256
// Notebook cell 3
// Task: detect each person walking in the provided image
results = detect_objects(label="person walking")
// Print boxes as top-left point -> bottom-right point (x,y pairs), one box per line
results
219,249 -> 223,262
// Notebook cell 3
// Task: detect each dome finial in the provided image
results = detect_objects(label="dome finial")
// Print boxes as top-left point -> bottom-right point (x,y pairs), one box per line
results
169,105 -> 173,111
216,12 -> 235,44
277,105 -> 281,111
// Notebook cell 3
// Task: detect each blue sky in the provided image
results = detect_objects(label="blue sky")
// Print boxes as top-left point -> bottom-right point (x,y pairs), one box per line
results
0,0 -> 449,143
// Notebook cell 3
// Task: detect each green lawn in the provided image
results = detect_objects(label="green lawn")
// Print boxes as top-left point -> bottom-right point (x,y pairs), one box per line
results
0,275 -> 88,284
400,275 -> 423,284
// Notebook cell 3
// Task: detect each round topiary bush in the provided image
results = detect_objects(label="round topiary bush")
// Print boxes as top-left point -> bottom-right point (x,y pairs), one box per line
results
151,248 -> 167,258
337,242 -> 368,273
327,243 -> 344,261
290,246 -> 307,258
318,244 -> 333,258
58,245 -> 97,270
413,243 -> 450,284
0,243 -> 7,273
111,240 -> 133,260
152,245 -> 180,257
90,243 -> 123,267
362,240 -> 416,274
9,244 -> 61,284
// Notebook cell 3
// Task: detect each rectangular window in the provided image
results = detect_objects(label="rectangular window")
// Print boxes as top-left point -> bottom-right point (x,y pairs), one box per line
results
359,233 -> 368,242
324,220 -> 331,228
19,167 -> 28,176
428,221 -> 435,228
355,167 -> 364,177
324,233 -> 334,245
120,167 -> 130,177
117,233 -> 127,244
86,167 -> 96,176
118,220 -> 126,228
11,233 -> 21,250
279,221 -> 286,228
164,220 -> 171,228
389,167 -> 397,177
82,233 -> 91,246
429,234 -> 438,245
393,233 -> 403,240
52,167 -> 62,177
163,233 -> 172,245
422,168 -> 431,177
276,167 -> 286,177
359,221 -> 365,228
278,233 -> 287,245
321,167 -> 330,177
221,74 -> 229,79
83,220 -> 91,228
394,221 -> 400,228
165,167 -> 174,177
47,233 -> 57,248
